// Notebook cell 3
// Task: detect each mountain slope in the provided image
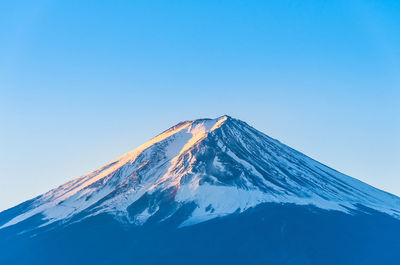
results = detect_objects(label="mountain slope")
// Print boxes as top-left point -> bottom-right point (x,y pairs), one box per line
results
1,115 -> 399,232
1,115 -> 400,265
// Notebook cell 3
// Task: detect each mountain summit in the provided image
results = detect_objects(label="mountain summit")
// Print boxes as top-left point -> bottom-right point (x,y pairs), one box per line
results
1,115 -> 399,230
1,116 -> 400,265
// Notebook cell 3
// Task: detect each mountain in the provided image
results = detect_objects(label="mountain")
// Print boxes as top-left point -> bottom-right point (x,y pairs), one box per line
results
1,115 -> 399,265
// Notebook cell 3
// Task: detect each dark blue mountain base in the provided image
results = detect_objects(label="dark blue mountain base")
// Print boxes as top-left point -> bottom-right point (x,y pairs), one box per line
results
1,203 -> 399,265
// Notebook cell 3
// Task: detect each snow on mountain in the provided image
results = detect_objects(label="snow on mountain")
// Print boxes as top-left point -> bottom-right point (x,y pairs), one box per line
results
1,115 -> 400,230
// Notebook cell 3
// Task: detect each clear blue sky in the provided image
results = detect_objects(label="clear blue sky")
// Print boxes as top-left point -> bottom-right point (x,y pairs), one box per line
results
1,0 -> 399,211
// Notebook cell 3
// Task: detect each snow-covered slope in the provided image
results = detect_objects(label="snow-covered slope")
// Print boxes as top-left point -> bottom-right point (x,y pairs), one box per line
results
1,115 -> 400,230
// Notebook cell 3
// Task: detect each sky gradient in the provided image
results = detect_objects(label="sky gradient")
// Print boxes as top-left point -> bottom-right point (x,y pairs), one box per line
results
1,0 -> 399,211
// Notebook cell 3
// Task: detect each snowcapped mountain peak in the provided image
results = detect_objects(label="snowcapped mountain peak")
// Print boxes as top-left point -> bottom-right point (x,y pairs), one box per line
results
113,115 -> 229,168
1,116 -> 400,230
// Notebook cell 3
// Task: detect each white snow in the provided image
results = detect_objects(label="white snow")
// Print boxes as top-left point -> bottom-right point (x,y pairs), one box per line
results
1,115 -> 400,230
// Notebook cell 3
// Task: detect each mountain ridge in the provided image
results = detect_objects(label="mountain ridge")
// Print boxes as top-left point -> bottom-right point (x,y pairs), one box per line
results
1,115 -> 399,231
